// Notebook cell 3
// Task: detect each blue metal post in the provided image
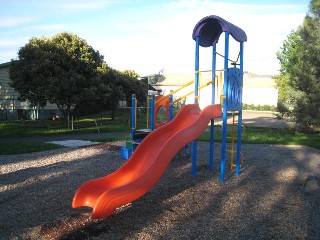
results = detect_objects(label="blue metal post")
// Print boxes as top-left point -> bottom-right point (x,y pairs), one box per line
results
131,94 -> 136,150
211,44 -> 217,102
236,42 -> 244,176
150,95 -> 155,131
209,44 -> 217,171
220,32 -> 229,183
169,94 -> 173,121
192,140 -> 198,176
194,36 -> 200,104
192,36 -> 200,176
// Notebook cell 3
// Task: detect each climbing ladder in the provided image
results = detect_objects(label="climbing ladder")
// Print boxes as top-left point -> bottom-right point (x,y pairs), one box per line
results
226,111 -> 245,170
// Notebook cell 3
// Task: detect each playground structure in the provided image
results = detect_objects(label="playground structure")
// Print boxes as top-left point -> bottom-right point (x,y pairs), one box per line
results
72,15 -> 247,219
193,15 -> 247,182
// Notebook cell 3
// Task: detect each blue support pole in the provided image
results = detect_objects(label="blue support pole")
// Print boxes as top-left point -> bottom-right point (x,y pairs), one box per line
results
131,94 -> 136,150
194,36 -> 200,104
192,140 -> 198,176
236,42 -> 244,176
209,44 -> 217,171
150,95 -> 155,131
211,44 -> 217,102
169,94 -> 173,121
192,36 -> 200,176
220,32 -> 230,183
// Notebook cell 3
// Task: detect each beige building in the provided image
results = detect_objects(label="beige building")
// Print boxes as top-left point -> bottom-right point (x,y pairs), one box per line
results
242,72 -> 278,106
0,62 -> 59,120
152,71 -> 278,109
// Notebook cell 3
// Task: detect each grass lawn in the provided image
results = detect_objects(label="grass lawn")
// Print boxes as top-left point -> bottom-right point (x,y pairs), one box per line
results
0,119 -> 131,138
0,142 -> 63,155
0,135 -> 131,155
199,127 -> 320,150
1,117 -> 319,155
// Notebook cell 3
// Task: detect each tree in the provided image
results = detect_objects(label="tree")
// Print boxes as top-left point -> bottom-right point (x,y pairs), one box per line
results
10,32 -> 104,125
9,37 -> 56,108
310,0 -> 320,20
275,0 -> 320,131
120,70 -> 147,106
275,30 -> 301,116
97,66 -> 147,120
97,64 -> 125,120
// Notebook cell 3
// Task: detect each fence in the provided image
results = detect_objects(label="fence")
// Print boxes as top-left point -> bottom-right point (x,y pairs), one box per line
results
0,109 -> 60,121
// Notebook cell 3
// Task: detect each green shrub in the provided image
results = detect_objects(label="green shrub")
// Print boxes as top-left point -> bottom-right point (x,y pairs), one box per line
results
242,104 -> 277,111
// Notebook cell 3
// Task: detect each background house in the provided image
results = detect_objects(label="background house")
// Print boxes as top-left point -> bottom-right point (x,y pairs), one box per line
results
0,62 -> 59,120
242,72 -> 278,106
152,71 -> 278,109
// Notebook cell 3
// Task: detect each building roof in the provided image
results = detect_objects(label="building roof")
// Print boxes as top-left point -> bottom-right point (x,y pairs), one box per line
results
0,62 -> 11,68
243,72 -> 275,88
153,73 -> 194,86
153,72 -> 275,89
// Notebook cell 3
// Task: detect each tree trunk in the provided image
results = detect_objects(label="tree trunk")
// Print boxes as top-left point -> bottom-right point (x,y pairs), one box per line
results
67,105 -> 71,129
56,104 -> 68,126
111,110 -> 115,121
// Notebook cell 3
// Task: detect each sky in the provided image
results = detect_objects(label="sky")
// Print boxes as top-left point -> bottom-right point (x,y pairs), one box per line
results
0,0 -> 310,76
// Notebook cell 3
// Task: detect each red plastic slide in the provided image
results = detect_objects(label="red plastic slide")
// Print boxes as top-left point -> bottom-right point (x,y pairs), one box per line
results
72,104 -> 222,219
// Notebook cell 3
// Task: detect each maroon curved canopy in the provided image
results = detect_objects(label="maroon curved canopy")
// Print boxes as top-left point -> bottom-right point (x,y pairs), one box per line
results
192,15 -> 247,47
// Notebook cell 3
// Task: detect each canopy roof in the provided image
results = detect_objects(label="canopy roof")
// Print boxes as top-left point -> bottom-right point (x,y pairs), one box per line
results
192,15 -> 247,47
